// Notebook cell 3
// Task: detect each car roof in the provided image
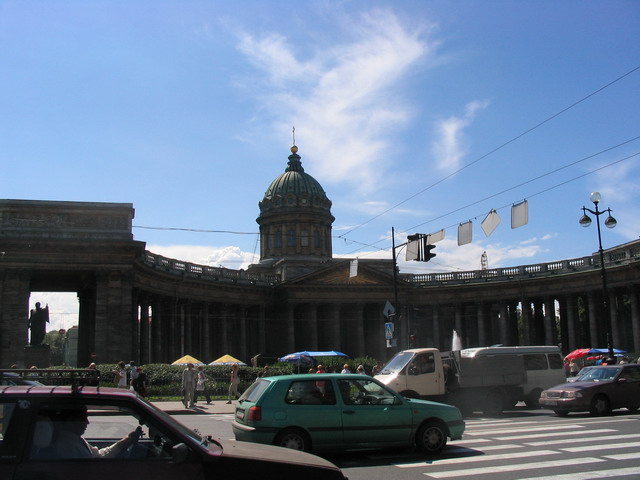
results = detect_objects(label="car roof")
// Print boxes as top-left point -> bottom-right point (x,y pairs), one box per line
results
0,385 -> 140,399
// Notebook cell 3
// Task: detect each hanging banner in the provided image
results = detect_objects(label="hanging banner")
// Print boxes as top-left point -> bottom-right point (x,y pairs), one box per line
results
427,229 -> 445,244
458,221 -> 473,246
511,200 -> 529,229
405,239 -> 420,261
481,209 -> 501,237
349,259 -> 358,278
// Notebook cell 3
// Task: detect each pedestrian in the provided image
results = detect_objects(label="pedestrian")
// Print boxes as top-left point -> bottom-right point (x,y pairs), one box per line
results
195,366 -> 211,404
85,362 -> 99,386
372,361 -> 383,376
340,364 -> 351,374
227,364 -> 240,404
182,363 -> 197,408
315,364 -> 327,394
129,361 -> 138,389
569,360 -> 579,376
258,365 -> 270,378
113,361 -> 127,388
356,364 -> 366,375
132,366 -> 147,397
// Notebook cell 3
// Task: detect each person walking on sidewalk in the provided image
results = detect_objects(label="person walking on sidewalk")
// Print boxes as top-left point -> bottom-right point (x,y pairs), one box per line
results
194,366 -> 212,404
227,364 -> 240,404
182,363 -> 197,408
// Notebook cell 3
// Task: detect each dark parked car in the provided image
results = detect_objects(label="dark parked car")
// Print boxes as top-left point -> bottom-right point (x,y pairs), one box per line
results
232,373 -> 465,454
539,364 -> 640,416
0,385 -> 346,480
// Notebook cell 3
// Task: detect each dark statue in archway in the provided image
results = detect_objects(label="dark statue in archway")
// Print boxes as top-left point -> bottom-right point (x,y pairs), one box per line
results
28,302 -> 49,346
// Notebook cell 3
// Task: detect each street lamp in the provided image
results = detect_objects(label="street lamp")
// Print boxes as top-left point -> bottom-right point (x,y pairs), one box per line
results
579,191 -> 617,363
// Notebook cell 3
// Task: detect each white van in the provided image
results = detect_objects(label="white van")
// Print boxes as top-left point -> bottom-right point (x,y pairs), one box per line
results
461,346 -> 566,407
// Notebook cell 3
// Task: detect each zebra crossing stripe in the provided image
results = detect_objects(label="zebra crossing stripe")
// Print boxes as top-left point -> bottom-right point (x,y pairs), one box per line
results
524,431 -> 626,446
516,466 -> 640,480
561,441 -> 640,453
466,424 -> 584,436
397,449 -> 559,468
421,458 -> 604,478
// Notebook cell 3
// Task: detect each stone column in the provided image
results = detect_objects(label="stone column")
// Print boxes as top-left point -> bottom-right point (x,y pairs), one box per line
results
432,305 -> 441,349
238,306 -> 247,362
544,297 -> 555,346
609,289 -> 620,352
332,303 -> 341,352
499,302 -> 509,345
587,293 -> 600,347
454,304 -> 464,341
521,301 -> 532,345
308,304 -> 319,351
477,303 -> 487,347
355,303 -> 365,356
564,295 -> 577,352
286,304 -> 295,353
139,298 -> 150,365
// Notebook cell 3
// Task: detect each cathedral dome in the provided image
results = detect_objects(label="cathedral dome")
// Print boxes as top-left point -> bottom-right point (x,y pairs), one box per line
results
256,145 -> 334,264
262,146 -> 328,201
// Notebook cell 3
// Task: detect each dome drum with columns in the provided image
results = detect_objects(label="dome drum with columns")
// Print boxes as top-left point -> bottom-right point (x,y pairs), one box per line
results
251,146 -> 335,279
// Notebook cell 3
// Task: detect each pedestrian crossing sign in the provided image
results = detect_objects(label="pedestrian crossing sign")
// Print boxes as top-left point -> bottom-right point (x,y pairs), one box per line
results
385,322 -> 394,340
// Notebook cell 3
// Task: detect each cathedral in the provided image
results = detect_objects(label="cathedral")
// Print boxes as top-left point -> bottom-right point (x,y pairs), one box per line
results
1,145 -> 639,367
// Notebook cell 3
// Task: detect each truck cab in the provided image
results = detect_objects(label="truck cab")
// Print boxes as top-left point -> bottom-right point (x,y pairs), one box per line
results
375,348 -> 445,398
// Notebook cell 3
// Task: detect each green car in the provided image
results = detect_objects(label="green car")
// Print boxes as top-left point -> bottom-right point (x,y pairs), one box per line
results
232,373 -> 465,454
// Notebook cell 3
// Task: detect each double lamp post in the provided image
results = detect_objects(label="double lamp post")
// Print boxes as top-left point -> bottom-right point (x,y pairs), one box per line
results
579,191 -> 618,363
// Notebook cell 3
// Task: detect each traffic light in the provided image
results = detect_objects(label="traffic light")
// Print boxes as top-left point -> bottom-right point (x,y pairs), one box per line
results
423,243 -> 436,262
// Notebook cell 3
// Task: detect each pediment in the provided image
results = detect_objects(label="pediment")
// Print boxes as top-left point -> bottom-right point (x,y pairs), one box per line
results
284,259 -> 398,286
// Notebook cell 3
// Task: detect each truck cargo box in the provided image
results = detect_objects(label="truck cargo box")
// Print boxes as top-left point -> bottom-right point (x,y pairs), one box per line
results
457,355 -> 526,387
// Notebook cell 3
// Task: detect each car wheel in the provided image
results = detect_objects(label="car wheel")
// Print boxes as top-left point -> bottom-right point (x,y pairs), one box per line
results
554,410 -> 569,417
589,394 -> 611,416
416,420 -> 448,454
274,428 -> 311,452
525,388 -> 543,409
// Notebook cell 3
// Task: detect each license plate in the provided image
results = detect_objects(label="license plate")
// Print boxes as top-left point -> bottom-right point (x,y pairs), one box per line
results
545,400 -> 557,406
235,409 -> 245,420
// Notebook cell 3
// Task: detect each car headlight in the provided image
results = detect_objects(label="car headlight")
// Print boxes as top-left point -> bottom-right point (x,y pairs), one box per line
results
562,391 -> 582,398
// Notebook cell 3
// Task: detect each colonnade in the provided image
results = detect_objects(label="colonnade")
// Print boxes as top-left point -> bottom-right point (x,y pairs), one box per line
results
409,285 -> 640,357
128,282 -> 640,366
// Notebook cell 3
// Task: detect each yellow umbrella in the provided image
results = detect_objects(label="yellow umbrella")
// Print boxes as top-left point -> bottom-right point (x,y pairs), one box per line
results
209,354 -> 247,365
171,354 -> 205,366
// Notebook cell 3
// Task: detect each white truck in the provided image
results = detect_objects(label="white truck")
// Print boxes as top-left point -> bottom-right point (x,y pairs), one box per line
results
375,346 -> 566,414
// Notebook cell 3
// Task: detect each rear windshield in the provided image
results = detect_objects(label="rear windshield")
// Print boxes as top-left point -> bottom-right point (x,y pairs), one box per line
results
239,379 -> 271,403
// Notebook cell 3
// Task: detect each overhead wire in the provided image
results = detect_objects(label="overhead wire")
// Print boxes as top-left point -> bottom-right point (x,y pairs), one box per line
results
345,146 -> 640,257
337,64 -> 640,239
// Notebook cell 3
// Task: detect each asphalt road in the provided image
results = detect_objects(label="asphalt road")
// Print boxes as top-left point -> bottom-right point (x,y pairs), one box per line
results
174,408 -> 640,480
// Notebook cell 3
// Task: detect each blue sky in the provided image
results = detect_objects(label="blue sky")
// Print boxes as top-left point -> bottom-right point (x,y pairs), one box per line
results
2,1 -> 639,331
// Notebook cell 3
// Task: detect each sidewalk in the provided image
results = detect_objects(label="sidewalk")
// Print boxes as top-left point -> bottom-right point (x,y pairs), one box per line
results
152,399 -> 237,415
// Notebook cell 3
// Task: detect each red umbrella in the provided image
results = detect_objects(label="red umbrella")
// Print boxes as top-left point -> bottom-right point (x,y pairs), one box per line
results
564,348 -> 591,361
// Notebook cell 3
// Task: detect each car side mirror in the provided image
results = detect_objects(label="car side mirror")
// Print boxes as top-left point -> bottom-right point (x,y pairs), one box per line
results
172,443 -> 190,463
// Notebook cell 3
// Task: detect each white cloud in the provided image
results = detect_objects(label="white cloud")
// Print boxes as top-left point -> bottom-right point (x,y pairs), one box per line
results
235,9 -> 436,192
432,99 -> 490,173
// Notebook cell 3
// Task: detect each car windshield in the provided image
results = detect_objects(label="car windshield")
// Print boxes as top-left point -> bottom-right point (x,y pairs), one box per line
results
576,367 -> 621,382
380,352 -> 414,374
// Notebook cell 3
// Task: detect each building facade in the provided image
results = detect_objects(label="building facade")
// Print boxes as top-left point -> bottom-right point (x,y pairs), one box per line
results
1,146 -> 639,367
